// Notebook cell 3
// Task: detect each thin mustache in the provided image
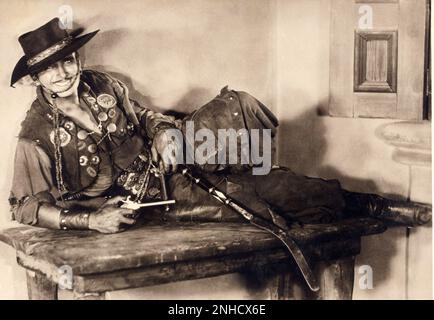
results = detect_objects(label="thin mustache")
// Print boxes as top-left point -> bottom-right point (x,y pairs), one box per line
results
53,77 -> 74,84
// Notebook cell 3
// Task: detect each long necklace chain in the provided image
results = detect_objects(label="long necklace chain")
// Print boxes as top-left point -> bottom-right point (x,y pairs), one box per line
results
51,99 -> 67,200
49,93 -> 113,198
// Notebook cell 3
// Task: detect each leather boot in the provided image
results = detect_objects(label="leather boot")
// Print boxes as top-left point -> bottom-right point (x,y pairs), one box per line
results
343,190 -> 432,227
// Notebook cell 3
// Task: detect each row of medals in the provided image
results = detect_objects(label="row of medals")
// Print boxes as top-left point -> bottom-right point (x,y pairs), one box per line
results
48,93 -> 131,176
80,94 -> 158,198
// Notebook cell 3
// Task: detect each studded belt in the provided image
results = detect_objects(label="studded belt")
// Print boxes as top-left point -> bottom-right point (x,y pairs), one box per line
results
116,151 -> 162,201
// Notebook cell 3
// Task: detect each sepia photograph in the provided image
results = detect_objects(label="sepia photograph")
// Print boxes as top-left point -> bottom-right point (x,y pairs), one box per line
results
0,0 -> 431,302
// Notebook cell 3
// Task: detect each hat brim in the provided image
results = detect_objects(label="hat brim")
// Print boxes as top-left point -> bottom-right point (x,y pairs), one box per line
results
11,29 -> 99,87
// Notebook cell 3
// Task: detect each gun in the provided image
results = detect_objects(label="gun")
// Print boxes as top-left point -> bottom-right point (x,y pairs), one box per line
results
120,195 -> 175,210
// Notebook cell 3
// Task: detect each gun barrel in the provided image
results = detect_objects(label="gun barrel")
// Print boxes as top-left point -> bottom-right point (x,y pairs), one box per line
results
121,199 -> 176,210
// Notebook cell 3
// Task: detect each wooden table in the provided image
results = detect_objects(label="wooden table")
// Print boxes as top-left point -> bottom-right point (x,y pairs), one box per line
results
0,218 -> 386,300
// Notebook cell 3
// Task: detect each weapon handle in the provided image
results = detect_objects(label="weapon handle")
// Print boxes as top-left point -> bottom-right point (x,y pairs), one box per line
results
159,172 -> 170,212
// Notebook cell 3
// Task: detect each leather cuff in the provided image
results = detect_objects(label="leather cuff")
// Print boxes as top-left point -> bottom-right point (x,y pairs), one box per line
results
59,208 -> 90,230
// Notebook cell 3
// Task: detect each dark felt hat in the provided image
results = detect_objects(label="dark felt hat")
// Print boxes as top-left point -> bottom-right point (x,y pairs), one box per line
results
11,17 -> 99,87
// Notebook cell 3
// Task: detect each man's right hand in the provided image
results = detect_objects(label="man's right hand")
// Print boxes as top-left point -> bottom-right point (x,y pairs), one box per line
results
88,196 -> 136,233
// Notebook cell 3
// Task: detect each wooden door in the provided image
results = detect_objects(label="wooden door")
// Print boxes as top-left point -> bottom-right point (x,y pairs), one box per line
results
329,0 -> 428,120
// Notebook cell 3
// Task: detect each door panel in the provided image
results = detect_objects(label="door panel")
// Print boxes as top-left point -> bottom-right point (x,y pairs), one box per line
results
330,0 -> 427,120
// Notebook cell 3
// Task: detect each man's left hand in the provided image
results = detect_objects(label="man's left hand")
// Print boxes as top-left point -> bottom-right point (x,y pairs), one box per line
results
151,129 -> 182,174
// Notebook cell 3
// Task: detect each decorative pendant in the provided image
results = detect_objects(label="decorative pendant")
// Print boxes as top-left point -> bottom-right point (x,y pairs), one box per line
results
86,166 -> 97,177
97,94 -> 116,109
91,155 -> 101,165
64,121 -> 75,131
77,130 -> 89,140
86,96 -> 96,104
107,123 -> 117,133
98,112 -> 108,122
50,128 -> 71,147
87,144 -> 97,153
77,141 -> 86,151
148,187 -> 160,197
79,155 -> 89,166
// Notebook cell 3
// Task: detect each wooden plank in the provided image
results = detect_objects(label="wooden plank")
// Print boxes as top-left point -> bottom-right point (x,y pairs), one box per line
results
73,249 -> 288,294
0,219 -> 386,276
315,256 -> 355,300
72,238 -> 361,294
329,0 -> 355,117
306,236 -> 361,262
268,249 -> 358,300
397,0 -> 426,120
354,92 -> 397,118
270,268 -> 310,300
26,270 -> 58,300
354,31 -> 398,94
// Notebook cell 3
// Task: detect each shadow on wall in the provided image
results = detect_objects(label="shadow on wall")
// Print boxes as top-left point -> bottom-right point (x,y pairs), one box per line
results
90,65 -> 214,120
84,64 -> 214,119
80,29 -> 215,117
276,90 -> 408,290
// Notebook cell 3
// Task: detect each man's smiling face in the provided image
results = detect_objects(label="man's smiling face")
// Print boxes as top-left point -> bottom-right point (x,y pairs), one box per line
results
36,52 -> 80,97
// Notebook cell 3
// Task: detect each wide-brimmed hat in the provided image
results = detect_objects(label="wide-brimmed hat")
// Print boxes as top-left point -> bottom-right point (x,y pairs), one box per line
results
11,17 -> 99,87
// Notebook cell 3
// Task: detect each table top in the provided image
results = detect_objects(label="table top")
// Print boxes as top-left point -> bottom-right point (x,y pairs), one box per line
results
0,219 -> 386,275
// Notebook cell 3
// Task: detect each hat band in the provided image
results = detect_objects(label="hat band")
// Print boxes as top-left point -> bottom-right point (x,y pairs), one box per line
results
27,36 -> 73,67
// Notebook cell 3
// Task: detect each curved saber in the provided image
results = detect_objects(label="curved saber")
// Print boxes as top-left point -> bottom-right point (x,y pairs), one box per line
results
251,220 -> 319,291
229,202 -> 319,292
181,168 -> 319,292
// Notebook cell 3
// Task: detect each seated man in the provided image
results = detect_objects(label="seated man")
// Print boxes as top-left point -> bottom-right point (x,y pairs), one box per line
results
8,18 -> 431,235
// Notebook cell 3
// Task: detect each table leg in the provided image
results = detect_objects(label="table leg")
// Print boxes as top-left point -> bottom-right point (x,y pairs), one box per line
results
315,256 -> 355,300
269,256 -> 355,300
269,268 -> 311,300
26,270 -> 58,300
